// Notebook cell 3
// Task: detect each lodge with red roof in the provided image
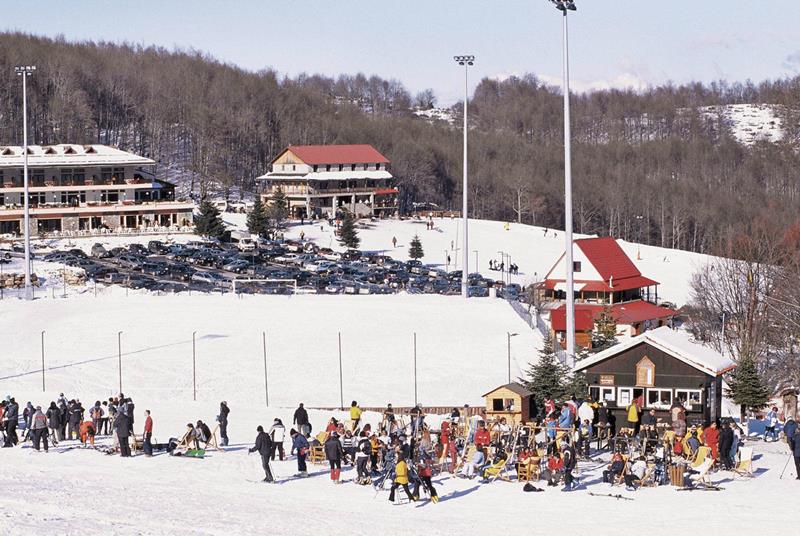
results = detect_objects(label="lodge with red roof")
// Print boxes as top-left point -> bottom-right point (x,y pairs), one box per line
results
539,237 -> 677,348
256,144 -> 398,219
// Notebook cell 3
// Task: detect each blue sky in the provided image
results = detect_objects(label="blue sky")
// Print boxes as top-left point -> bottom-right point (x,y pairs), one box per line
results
3,0 -> 799,105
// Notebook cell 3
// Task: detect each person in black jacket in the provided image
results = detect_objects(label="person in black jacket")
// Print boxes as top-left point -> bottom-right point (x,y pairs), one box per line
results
5,398 -> 19,446
293,403 -> 310,437
218,401 -> 230,446
249,426 -> 274,482
114,411 -> 131,457
560,439 -> 578,491
324,432 -> 345,483
718,420 -> 735,470
46,402 -> 62,445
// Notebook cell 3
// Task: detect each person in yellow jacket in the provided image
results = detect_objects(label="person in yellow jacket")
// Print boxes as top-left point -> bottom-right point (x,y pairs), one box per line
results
350,401 -> 362,431
388,454 -> 416,503
626,402 -> 640,433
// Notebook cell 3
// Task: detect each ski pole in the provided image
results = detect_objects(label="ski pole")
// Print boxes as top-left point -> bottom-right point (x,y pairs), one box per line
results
779,454 -> 792,479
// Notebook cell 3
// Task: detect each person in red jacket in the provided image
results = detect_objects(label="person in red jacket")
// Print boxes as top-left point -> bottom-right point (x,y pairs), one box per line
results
704,421 -> 720,461
143,410 -> 153,457
474,422 -> 491,448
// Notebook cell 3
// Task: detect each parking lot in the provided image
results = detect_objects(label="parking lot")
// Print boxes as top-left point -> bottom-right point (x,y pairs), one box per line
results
36,238 -> 525,299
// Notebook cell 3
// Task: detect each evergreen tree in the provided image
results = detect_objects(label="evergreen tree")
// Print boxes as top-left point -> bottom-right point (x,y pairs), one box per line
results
521,333 -> 570,406
725,355 -> 770,423
246,197 -> 270,237
338,210 -> 360,250
194,199 -> 226,239
592,305 -> 618,352
267,188 -> 289,228
408,234 -> 424,260
563,370 -> 589,401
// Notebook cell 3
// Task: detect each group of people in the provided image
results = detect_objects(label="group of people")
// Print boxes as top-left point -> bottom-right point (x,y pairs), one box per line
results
488,259 -> 519,274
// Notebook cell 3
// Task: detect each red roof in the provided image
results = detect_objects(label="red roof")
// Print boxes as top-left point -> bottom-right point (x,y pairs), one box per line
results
543,275 -> 658,293
550,300 -> 677,332
281,144 -> 389,165
575,237 -> 641,281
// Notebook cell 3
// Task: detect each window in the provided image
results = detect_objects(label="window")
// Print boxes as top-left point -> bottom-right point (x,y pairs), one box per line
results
492,398 -> 504,411
326,165 -> 331,172
351,164 -> 356,171
636,357 -> 655,387
313,165 -> 318,172
618,387 -> 632,407
338,164 -> 343,171
647,389 -> 673,408
573,261 -> 582,272
675,389 -> 702,406
376,163 -> 382,170
292,165 -> 296,171
590,386 -> 615,403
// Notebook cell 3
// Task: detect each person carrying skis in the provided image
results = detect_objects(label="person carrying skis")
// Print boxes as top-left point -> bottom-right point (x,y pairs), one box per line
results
269,418 -> 286,461
290,429 -> 309,477
248,425 -> 275,483
413,448 -> 439,502
293,403 -> 310,437
388,454 -> 416,503
218,401 -> 230,447
324,431 -> 345,483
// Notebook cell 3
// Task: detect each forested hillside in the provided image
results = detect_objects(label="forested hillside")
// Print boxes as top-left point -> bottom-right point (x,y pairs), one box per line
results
1,32 -> 799,255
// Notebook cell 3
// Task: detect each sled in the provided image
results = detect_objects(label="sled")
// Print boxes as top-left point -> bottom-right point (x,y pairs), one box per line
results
184,449 -> 206,458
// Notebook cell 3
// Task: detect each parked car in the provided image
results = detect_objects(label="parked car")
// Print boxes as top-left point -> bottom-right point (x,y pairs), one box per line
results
148,240 -> 170,254
222,259 -> 251,273
103,272 -> 127,285
191,271 -> 229,287
91,243 -> 111,258
141,262 -> 169,277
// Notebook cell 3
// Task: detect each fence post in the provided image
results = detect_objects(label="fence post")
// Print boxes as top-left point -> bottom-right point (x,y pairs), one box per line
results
413,332 -> 417,406
41,330 -> 45,392
268,331 -> 269,407
338,332 -> 343,411
192,331 -> 197,401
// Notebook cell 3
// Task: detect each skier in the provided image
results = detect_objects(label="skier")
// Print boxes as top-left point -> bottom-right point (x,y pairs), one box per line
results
290,429 -> 309,477
114,410 -> 131,457
89,401 -> 104,438
269,418 -> 286,461
388,454 -> 416,503
561,438 -> 577,491
46,402 -> 62,445
218,401 -> 230,447
5,397 -> 19,446
324,431 -> 345,484
293,403 -> 310,437
350,401 -> 362,430
30,406 -> 49,452
413,448 -> 439,502
355,431 -> 372,484
392,236 -> 397,248
143,410 -> 153,457
248,425 -> 275,483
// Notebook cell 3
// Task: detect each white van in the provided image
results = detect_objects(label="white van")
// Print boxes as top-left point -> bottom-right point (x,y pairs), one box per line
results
230,230 -> 256,252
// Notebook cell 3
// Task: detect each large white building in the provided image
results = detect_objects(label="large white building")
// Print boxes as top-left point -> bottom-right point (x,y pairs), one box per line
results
256,144 -> 398,219
0,144 -> 194,235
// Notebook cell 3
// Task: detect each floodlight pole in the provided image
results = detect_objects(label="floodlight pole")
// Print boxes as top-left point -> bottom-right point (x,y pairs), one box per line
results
507,332 -> 518,383
15,65 -> 36,300
454,55 -> 474,299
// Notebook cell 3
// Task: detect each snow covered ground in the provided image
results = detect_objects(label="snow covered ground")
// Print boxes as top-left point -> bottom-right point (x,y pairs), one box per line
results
699,103 -> 786,146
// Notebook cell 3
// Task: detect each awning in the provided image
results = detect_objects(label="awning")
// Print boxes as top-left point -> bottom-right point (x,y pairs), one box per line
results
554,282 -> 586,292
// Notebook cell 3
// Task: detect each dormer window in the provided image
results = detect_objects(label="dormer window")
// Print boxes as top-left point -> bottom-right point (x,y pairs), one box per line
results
376,163 -> 381,170
64,146 -> 76,155
636,356 -> 655,387
1,148 -> 14,156
84,146 -> 97,154
44,146 -> 57,155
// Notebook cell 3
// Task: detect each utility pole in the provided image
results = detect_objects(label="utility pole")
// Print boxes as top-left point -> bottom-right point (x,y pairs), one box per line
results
454,55 -> 474,298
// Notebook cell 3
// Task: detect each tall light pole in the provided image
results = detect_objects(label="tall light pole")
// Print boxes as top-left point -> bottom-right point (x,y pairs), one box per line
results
507,332 -> 518,383
549,0 -> 577,358
15,65 -> 36,300
454,55 -> 474,299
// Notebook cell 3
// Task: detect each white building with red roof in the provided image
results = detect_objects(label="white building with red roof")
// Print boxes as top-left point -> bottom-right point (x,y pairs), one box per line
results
539,237 -> 677,348
256,144 -> 398,219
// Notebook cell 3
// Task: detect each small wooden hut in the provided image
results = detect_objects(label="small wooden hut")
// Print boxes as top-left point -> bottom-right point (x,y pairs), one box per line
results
482,382 -> 534,424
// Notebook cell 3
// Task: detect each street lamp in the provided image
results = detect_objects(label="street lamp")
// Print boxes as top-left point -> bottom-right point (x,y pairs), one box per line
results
15,65 -> 36,300
548,0 -> 577,359
507,332 -> 519,383
454,55 -> 474,299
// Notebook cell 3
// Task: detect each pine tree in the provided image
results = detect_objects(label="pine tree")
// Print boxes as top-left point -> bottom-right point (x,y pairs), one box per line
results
338,210 -> 360,250
521,333 -> 570,406
246,197 -> 271,237
194,199 -> 226,239
591,305 -> 618,352
267,187 -> 289,228
408,234 -> 424,260
725,355 -> 770,423
563,370 -> 588,400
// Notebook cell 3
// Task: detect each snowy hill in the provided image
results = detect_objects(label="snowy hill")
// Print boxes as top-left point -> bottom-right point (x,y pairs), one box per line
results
699,103 -> 786,146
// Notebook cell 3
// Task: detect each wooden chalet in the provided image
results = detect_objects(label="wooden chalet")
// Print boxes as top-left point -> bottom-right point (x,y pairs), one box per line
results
482,382 -> 535,424
574,326 -> 736,426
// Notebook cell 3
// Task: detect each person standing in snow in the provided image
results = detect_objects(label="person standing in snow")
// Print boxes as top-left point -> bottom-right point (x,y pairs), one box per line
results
90,401 -> 104,438
269,418 -> 286,461
218,401 -> 230,447
143,410 -> 153,457
324,431 -> 345,484
765,406 -> 779,442
355,431 -> 372,484
249,425 -> 275,483
114,410 -> 131,457
30,406 -> 49,452
388,454 -> 416,503
5,398 -> 19,446
46,402 -> 62,445
392,236 -> 397,248
293,403 -> 310,437
350,401 -> 362,430
718,419 -> 734,470
290,429 -> 309,477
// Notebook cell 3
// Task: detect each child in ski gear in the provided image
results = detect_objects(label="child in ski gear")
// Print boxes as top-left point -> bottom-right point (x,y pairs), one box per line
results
413,448 -> 438,502
249,425 -> 274,482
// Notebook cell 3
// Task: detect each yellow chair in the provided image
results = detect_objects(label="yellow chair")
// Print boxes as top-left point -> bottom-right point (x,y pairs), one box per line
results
734,447 -> 753,477
691,446 -> 710,469
482,458 -> 511,481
